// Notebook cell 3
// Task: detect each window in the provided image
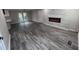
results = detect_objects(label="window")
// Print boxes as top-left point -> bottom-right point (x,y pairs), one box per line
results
18,12 -> 28,23
18,13 -> 23,22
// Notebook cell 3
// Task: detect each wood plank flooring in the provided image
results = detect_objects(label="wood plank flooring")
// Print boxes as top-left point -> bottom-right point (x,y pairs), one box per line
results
10,21 -> 78,50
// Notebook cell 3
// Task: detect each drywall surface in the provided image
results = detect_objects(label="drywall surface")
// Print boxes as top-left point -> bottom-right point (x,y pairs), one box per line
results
9,11 -> 19,24
0,10 -> 10,49
31,9 -> 79,32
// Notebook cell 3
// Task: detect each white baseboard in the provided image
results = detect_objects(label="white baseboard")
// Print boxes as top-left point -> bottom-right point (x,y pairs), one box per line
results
43,23 -> 77,32
8,34 -> 11,50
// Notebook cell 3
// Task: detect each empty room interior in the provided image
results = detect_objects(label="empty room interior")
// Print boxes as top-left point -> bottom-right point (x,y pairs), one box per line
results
0,9 -> 79,50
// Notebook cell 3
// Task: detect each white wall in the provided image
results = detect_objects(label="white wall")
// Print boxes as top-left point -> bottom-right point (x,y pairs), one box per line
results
0,10 -> 10,50
31,9 -> 79,32
9,11 -> 19,24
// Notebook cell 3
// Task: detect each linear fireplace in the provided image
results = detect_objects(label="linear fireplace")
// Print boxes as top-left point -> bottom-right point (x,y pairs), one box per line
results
49,17 -> 61,23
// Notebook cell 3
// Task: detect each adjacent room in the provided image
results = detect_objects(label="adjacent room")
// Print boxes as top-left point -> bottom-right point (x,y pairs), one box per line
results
0,9 -> 78,50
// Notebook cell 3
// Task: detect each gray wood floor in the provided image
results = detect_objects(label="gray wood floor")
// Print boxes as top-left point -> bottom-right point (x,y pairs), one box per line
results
10,21 -> 78,50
